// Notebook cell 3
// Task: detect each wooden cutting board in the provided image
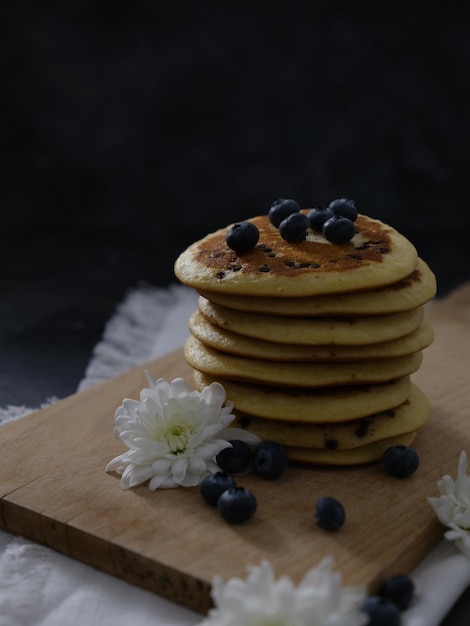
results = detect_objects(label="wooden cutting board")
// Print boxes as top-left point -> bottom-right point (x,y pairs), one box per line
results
1,284 -> 470,614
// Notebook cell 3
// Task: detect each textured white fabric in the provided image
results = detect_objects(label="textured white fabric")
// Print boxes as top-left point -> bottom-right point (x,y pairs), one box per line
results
78,283 -> 199,391
0,537 -> 198,626
1,283 -> 469,626
402,540 -> 470,626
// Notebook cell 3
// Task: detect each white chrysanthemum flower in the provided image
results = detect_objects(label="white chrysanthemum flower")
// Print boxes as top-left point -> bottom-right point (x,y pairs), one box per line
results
197,558 -> 368,626
105,374 -> 237,490
428,450 -> 470,557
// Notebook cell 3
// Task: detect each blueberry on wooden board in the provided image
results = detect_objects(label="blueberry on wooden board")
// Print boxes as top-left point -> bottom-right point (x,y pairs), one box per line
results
199,472 -> 236,506
382,445 -> 420,478
216,439 -> 252,474
253,441 -> 288,480
217,487 -> 257,523
315,496 -> 345,530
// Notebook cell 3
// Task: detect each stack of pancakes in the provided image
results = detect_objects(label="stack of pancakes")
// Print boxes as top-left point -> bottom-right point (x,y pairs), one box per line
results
174,211 -> 437,465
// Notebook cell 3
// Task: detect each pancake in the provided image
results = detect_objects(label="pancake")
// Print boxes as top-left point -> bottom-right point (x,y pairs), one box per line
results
185,335 -> 424,387
193,370 -> 412,423
198,296 -> 425,346
174,213 -> 419,297
231,383 -> 429,450
197,258 -> 437,316
189,310 -> 435,361
286,432 -> 418,466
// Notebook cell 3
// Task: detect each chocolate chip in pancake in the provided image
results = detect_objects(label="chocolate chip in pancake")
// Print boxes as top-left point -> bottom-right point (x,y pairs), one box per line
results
197,258 -> 437,316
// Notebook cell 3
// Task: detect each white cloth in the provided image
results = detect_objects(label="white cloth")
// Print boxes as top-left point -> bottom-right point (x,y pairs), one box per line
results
1,283 -> 469,626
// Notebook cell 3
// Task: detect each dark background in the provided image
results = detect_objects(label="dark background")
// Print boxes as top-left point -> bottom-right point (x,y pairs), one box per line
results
4,2 -> 470,292
3,1 -> 469,403
2,4 -> 470,623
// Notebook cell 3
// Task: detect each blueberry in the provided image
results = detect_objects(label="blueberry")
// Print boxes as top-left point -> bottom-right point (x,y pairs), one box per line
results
322,215 -> 356,244
253,441 -> 288,480
216,440 -> 252,474
199,471 -> 236,506
279,212 -> 309,243
360,596 -> 401,626
307,206 -> 335,231
379,574 -> 415,610
383,445 -> 420,478
226,222 -> 259,254
328,198 -> 358,222
268,198 -> 300,227
315,496 -> 345,530
217,486 -> 257,523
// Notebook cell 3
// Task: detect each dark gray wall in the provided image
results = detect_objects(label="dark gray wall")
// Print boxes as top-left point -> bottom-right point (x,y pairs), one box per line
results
4,2 -> 469,296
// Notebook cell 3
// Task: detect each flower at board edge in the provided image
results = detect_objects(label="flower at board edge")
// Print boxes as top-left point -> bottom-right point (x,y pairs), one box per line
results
105,374 -> 239,490
428,450 -> 470,557
196,558 -> 368,626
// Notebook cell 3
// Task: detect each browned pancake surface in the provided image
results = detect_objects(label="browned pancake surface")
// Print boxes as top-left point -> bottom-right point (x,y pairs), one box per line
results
195,213 -> 392,277
174,213 -> 419,296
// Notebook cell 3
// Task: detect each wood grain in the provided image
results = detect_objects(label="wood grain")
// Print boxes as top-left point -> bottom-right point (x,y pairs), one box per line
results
1,285 -> 470,614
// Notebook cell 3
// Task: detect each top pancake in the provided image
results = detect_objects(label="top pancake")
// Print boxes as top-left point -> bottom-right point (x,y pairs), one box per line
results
174,212 -> 419,297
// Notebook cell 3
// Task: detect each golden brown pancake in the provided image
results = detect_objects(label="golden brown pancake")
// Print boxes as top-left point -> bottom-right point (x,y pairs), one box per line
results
188,310 -> 434,361
174,213 -> 419,296
231,383 -> 429,450
184,335 -> 424,387
285,432 -> 418,465
193,370 -> 412,423
197,258 -> 436,316
198,296 -> 425,346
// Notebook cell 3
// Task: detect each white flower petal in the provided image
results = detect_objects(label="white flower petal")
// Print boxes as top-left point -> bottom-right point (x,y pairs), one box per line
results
144,370 -> 157,388
121,398 -> 141,416
437,475 -> 457,496
197,439 -> 232,460
200,418 -> 235,441
169,377 -> 193,398
120,464 -> 155,489
178,471 -> 205,488
149,474 -> 176,490
458,450 -> 468,475
218,427 -> 263,447
200,381 -> 227,406
171,456 -> 188,484
152,458 -> 172,474
105,452 -> 129,474
188,454 -> 207,475
153,377 -> 173,403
